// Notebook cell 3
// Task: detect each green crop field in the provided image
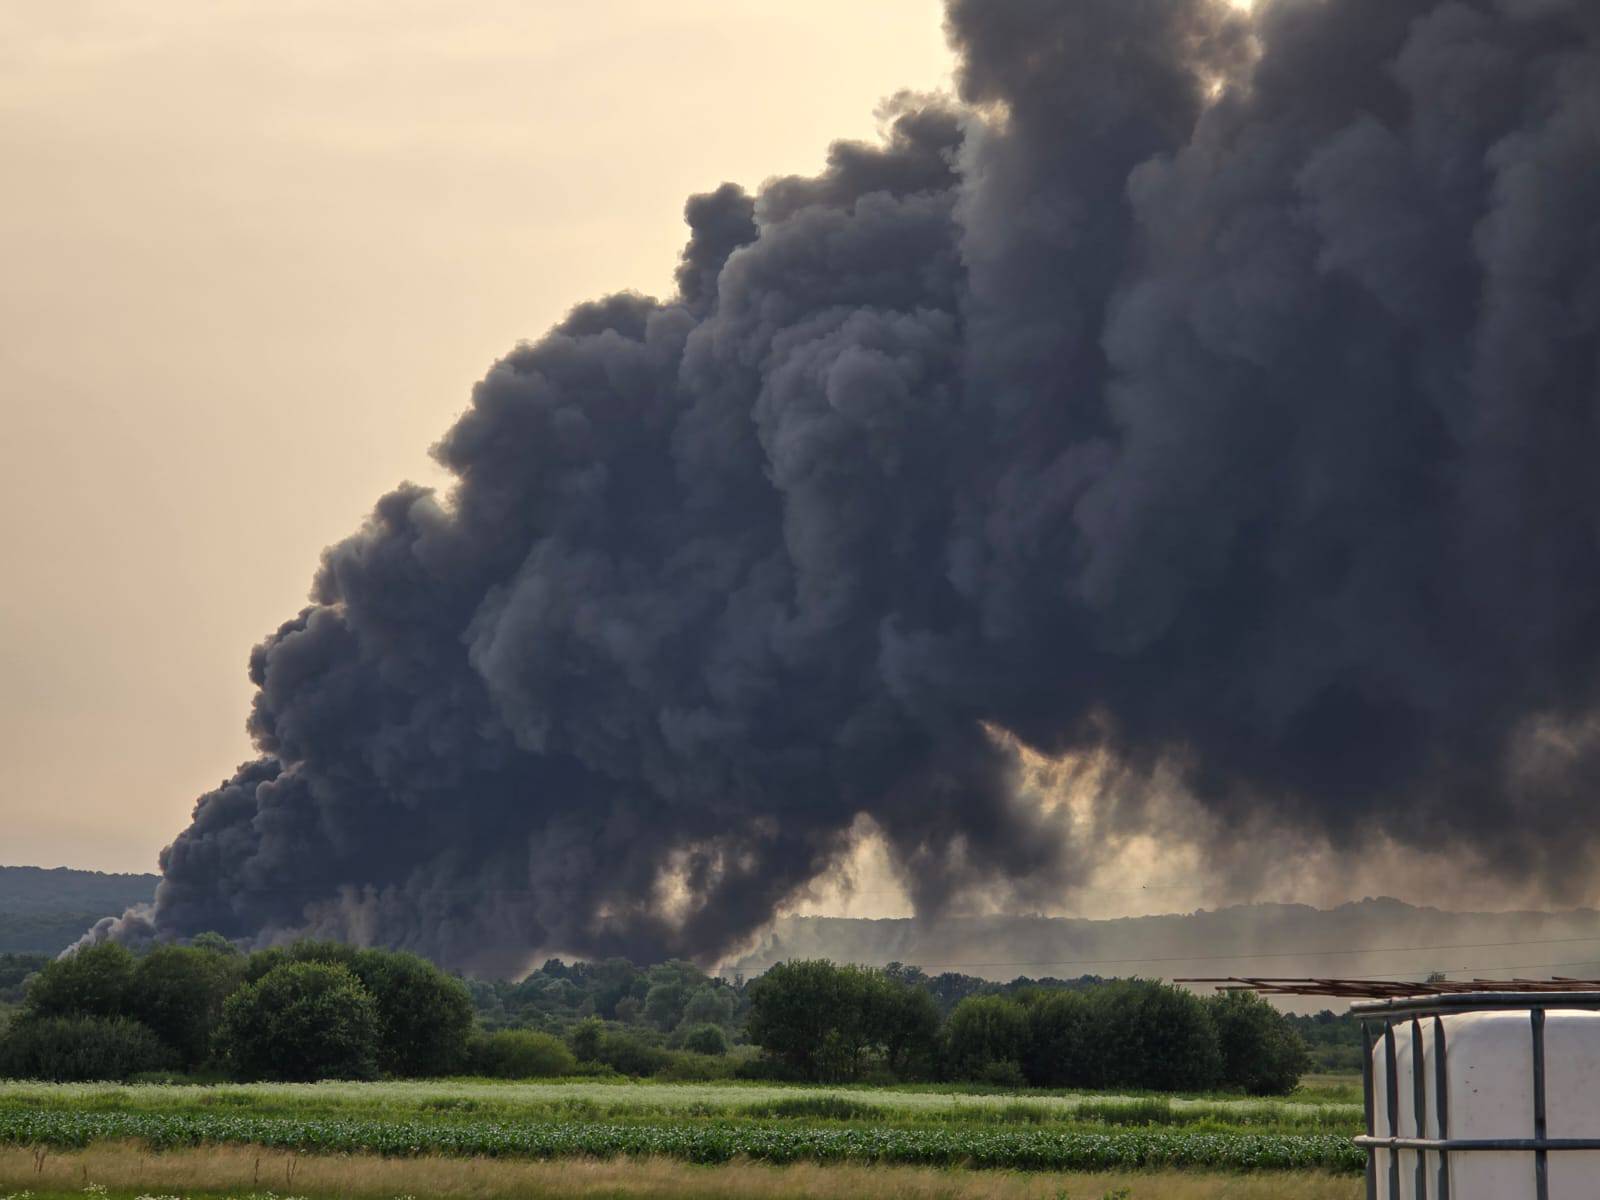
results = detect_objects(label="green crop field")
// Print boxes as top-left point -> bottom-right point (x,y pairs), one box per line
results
0,1077 -> 1363,1127
0,1077 -> 1367,1198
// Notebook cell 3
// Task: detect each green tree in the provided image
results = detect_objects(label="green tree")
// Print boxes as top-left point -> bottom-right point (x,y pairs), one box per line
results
215,961 -> 380,1081
240,942 -> 472,1077
351,949 -> 473,1077
643,960 -> 705,1030
747,960 -> 877,1081
1021,989 -> 1092,1087
1083,980 -> 1222,1092
568,1016 -> 604,1062
681,985 -> 735,1028
944,994 -> 1030,1083
243,939 -> 357,983
643,981 -> 687,1030
189,932 -> 241,957
23,942 -> 135,1021
1207,990 -> 1310,1096
679,1023 -> 729,1056
125,945 -> 245,1069
868,974 -> 940,1079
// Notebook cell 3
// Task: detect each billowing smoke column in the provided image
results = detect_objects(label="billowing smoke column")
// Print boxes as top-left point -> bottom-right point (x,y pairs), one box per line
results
96,0 -> 1600,968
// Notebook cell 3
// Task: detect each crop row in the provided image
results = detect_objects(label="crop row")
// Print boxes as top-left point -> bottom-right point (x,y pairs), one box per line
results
0,1107 -> 1364,1173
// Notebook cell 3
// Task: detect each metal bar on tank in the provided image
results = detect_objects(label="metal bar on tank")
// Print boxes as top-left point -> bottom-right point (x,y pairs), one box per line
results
1355,1136 -> 1600,1151
1386,1021 -> 1400,1200
1363,1019 -> 1378,1200
1532,1008 -> 1548,1200
1433,1015 -> 1450,1200
1412,1017 -> 1428,1200
1350,993 -> 1600,1019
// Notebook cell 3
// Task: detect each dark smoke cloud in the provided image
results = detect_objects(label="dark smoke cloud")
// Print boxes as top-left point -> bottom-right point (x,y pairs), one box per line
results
92,0 -> 1600,968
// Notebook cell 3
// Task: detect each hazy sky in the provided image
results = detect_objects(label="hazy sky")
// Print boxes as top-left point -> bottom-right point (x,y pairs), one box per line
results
0,0 -> 956,874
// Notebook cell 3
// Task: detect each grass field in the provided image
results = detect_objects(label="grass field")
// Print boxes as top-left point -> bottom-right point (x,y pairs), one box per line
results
0,1076 -> 1366,1198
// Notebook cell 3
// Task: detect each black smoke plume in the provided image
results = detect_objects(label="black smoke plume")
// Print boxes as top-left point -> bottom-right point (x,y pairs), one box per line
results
94,0 -> 1600,968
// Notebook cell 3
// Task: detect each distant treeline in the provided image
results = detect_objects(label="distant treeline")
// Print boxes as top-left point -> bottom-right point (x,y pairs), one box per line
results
745,960 -> 1307,1095
0,914 -> 124,956
0,866 -> 159,956
0,942 -> 1309,1094
0,866 -> 158,916
1285,1009 -> 1364,1072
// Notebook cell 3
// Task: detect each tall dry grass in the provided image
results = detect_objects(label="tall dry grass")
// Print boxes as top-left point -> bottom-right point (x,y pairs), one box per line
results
0,1143 -> 1361,1200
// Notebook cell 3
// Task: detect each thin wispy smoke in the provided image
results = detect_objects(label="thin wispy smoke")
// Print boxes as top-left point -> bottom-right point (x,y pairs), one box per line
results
90,0 -> 1600,968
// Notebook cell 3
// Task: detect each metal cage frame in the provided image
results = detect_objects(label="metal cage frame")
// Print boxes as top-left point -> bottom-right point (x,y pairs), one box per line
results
1352,992 -> 1600,1200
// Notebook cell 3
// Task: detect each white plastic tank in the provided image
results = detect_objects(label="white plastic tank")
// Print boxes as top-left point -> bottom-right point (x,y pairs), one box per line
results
1361,996 -> 1600,1199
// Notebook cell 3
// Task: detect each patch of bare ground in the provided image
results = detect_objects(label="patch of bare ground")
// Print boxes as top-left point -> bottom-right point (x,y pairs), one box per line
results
0,1143 -> 1361,1199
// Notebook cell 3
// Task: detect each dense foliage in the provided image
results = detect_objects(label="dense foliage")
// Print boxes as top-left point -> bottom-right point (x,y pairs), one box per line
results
0,868 -> 156,955
0,938 -> 1308,1092
0,954 -> 49,1006
1208,991 -> 1313,1096
125,944 -> 246,1068
746,962 -> 1310,1094
244,942 -> 473,1077
1285,1010 -> 1366,1072
466,1029 -> 576,1078
748,960 -> 938,1081
0,1015 -> 172,1081
215,962 -> 382,1081
0,939 -> 468,1082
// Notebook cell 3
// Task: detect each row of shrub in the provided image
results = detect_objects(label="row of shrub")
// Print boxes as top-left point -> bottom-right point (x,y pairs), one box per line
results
1,943 -> 1308,1093
0,940 -> 748,1084
0,939 -> 475,1082
746,961 -> 1309,1094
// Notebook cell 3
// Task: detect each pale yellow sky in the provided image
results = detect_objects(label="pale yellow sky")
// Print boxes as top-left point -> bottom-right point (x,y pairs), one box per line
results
0,0 -> 956,873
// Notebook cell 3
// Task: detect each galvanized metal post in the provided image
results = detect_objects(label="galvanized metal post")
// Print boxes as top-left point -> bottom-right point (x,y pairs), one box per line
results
1532,1007 -> 1548,1200
1412,1017 -> 1428,1199
1363,1019 -> 1378,1200
1433,1014 -> 1450,1200
1386,1021 -> 1401,1200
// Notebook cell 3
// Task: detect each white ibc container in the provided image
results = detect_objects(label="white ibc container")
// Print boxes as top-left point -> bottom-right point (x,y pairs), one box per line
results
1363,1000 -> 1600,1199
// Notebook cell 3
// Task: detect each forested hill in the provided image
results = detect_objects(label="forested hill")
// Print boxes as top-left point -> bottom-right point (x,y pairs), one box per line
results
0,866 -> 158,954
0,866 -> 158,914
730,899 -> 1600,1011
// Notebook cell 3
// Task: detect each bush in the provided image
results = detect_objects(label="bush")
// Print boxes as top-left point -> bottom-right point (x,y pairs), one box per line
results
215,962 -> 380,1081
944,994 -> 1030,1081
22,943 -> 135,1020
1207,991 -> 1310,1096
0,1015 -> 173,1081
598,1030 -> 671,1076
467,1029 -> 576,1078
568,1016 -> 604,1062
679,1023 -> 728,1056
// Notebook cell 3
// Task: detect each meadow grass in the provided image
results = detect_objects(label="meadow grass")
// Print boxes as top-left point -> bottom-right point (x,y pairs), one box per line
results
0,1143 -> 1364,1200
